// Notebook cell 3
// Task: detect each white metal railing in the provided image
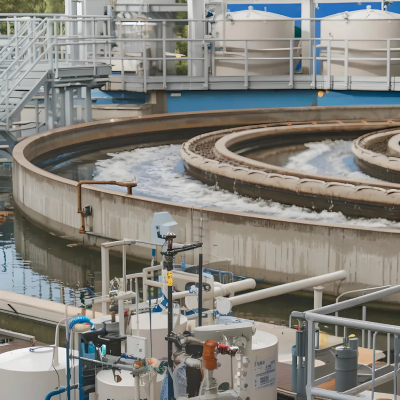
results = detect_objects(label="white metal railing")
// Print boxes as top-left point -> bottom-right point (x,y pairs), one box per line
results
0,15 -> 112,128
291,285 -> 400,400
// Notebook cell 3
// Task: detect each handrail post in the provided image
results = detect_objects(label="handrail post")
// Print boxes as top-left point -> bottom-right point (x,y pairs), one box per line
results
312,38 -> 316,89
327,39 -> 332,89
143,40 -> 147,93
162,21 -> 167,89
204,39 -> 208,88
244,40 -> 248,88
344,39 -> 349,89
54,21 -> 58,79
289,38 -> 294,88
387,38 -> 391,90
362,306 -> 366,348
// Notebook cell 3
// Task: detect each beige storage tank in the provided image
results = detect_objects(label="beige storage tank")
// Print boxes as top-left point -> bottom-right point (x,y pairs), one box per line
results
321,6 -> 400,77
212,7 -> 297,76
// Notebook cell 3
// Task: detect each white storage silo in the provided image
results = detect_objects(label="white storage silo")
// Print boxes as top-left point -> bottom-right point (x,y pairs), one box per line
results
321,6 -> 400,77
212,7 -> 297,76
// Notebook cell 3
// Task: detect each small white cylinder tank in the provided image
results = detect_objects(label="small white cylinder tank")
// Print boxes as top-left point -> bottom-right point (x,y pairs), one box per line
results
0,346 -> 76,400
195,320 -> 278,400
321,7 -> 400,77
212,7 -> 297,76
96,369 -> 165,400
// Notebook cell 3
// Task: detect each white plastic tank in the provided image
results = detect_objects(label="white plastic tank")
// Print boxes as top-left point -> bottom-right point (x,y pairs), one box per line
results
194,319 -> 278,400
212,7 -> 297,76
96,369 -> 164,400
0,346 -> 77,400
321,6 -> 400,76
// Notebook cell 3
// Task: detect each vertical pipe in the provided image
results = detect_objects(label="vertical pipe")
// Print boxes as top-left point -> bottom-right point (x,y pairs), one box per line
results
198,253 -> 203,327
312,38 -> 316,89
122,244 -> 127,292
335,311 -> 339,337
135,278 -> 140,336
395,334 -> 399,400
371,331 -> 378,400
135,374 -> 140,400
343,326 -> 347,340
368,330 -> 372,349
78,332 -> 84,400
388,333 -> 391,366
244,40 -> 248,88
118,299 -> 124,336
307,322 -> 315,400
101,246 -> 109,315
362,306 -> 366,348
291,345 -> 298,392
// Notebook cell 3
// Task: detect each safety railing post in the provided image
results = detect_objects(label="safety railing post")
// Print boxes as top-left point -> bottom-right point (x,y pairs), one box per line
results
362,306 -> 366,347
54,21 -> 58,79
143,40 -> 147,93
118,25 -> 125,90
327,40 -> 332,89
388,333 -> 391,365
244,40 -> 248,88
307,321 -> 316,400
162,21 -> 167,89
387,39 -> 391,90
344,39 -> 349,89
204,39 -> 208,88
312,39 -> 316,89
289,39 -> 294,88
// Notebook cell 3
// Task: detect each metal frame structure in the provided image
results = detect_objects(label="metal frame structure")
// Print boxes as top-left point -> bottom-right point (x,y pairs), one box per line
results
0,14 -> 112,145
291,285 -> 400,400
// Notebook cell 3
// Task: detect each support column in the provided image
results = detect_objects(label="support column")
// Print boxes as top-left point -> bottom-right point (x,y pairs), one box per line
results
65,88 -> 74,126
301,0 -> 315,75
44,83 -> 54,130
59,88 -> 66,127
76,87 -> 83,122
84,86 -> 92,123
188,0 -> 205,77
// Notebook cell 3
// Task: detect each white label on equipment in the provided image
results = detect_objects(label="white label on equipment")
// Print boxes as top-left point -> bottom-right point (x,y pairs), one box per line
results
253,356 -> 276,390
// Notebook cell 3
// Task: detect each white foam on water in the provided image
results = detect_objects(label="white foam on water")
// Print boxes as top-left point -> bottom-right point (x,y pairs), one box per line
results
285,140 -> 381,182
93,144 -> 400,229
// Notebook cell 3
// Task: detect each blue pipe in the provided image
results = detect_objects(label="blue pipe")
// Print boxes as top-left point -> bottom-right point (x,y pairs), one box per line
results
45,384 -> 78,400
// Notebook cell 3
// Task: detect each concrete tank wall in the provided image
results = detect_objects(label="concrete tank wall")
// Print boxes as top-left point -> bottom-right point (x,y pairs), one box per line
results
12,107 -> 400,296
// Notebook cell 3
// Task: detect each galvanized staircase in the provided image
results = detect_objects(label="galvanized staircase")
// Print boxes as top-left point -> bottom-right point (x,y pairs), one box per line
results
0,15 -> 112,150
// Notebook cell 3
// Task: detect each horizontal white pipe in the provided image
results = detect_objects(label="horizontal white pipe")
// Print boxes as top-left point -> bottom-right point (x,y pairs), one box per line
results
172,279 -> 256,300
228,270 -> 346,307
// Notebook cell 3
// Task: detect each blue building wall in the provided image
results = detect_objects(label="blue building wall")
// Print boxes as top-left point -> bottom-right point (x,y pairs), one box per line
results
167,90 -> 400,113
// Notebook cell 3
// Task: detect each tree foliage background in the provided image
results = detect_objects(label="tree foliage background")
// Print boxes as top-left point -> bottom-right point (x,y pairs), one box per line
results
0,0 -> 65,14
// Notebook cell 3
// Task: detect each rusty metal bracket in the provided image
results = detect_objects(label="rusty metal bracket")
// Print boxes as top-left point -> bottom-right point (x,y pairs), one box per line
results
77,180 -> 137,234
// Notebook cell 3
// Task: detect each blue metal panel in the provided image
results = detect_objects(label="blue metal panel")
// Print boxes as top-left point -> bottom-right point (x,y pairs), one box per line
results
317,90 -> 400,106
167,90 -> 318,113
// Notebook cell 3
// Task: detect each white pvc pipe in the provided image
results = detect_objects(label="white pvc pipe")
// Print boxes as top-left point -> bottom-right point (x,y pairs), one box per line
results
228,270 -> 346,307
172,278 -> 256,300
135,374 -> 140,400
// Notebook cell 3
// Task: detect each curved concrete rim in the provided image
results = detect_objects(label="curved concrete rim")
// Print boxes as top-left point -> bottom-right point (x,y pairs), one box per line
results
213,122 -> 400,190
12,108 -> 400,232
353,128 -> 400,172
